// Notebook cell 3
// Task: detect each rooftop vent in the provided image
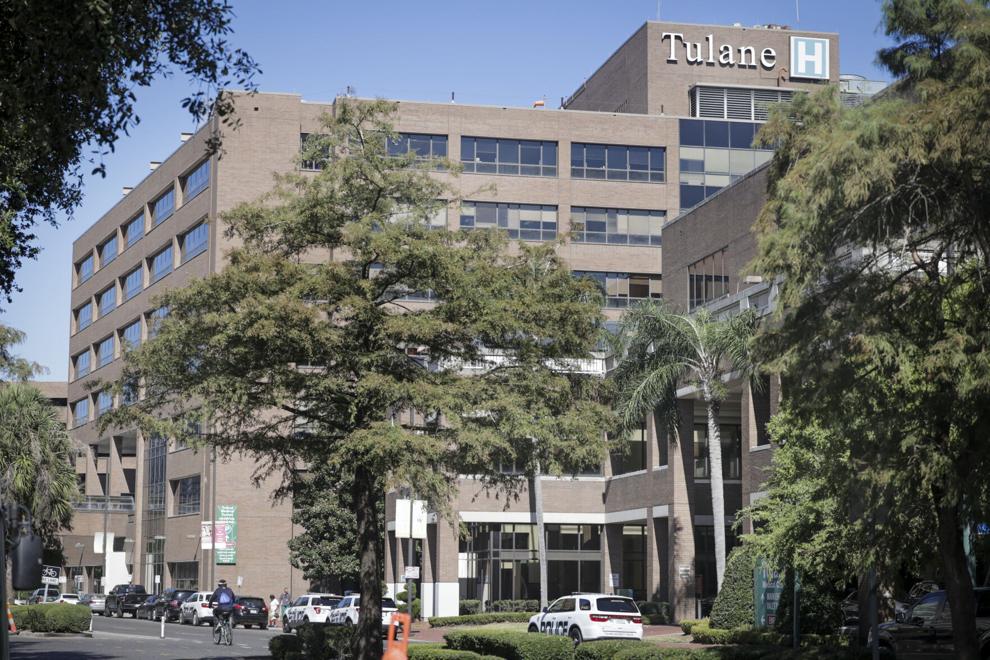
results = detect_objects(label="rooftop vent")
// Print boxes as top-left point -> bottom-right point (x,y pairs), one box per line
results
180,132 -> 193,142
149,161 -> 161,171
122,186 -> 133,196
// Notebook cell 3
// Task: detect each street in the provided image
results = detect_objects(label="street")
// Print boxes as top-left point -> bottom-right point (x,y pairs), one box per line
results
11,615 -> 279,659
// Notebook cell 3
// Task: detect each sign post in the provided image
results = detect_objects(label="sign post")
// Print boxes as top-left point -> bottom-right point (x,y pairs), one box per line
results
40,565 -> 59,603
395,497 -> 426,621
753,557 -> 783,629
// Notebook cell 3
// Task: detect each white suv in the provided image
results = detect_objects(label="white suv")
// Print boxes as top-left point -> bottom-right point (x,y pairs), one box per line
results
282,593 -> 341,632
328,595 -> 398,631
527,594 -> 643,644
179,591 -> 215,626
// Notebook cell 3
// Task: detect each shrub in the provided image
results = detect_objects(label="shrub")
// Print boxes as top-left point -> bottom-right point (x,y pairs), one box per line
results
690,620 -> 738,644
709,544 -> 758,630
429,612 -> 536,628
397,584 -> 422,620
270,634 -> 304,660
490,599 -> 540,613
679,618 -> 705,634
574,640 -> 654,660
9,604 -> 90,633
407,646 -> 499,660
460,599 -> 482,615
295,623 -> 353,659
612,646 -> 666,660
445,628 -> 573,660
773,570 -> 844,636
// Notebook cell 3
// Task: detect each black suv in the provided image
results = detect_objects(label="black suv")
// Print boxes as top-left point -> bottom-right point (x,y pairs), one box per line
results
876,587 -> 990,658
160,588 -> 196,622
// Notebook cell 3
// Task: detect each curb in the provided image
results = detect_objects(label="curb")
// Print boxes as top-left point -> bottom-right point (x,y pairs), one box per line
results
14,631 -> 94,638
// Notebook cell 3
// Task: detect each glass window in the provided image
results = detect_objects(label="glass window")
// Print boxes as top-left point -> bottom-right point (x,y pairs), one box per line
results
99,236 -> 117,267
300,133 -> 330,170
611,419 -> 647,475
387,133 -> 448,160
98,286 -> 116,317
911,595 -> 943,624
73,351 -> 90,379
122,379 -> 139,406
181,222 -> 208,262
687,248 -> 729,309
573,271 -> 662,308
704,121 -> 730,148
152,188 -> 175,226
572,143 -> 665,182
72,398 -> 89,427
729,122 -> 756,149
96,390 -> 113,417
461,137 -> 557,177
125,214 -> 144,248
76,302 -> 93,331
597,598 -> 638,613
692,424 -> 742,479
173,476 -> 201,515
680,119 -> 706,146
77,255 -> 94,284
97,336 -> 114,368
150,245 -> 173,283
460,202 -> 556,241
182,160 -> 210,200
147,306 -> 169,339
571,207 -> 664,246
123,267 -> 142,301
121,320 -> 142,350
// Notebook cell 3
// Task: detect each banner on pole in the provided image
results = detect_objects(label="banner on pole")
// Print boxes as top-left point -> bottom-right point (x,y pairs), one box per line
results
754,557 -> 784,628
214,505 -> 238,564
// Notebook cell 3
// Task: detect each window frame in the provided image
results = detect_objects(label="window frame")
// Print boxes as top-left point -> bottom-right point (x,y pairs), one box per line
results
149,245 -> 173,284
99,235 -> 118,267
97,285 -> 117,317
459,201 -> 558,241
75,302 -> 93,332
180,222 -> 208,263
571,143 -> 665,183
151,188 -> 175,227
461,136 -> 557,177
125,214 -> 145,248
570,206 -> 665,246
76,254 -> 95,285
182,160 -> 210,201
72,398 -> 89,427
172,475 -> 201,516
73,350 -> 91,380
96,335 -> 115,369
122,266 -> 143,301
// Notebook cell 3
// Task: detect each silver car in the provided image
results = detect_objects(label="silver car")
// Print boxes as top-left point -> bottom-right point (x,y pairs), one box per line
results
81,593 -> 106,615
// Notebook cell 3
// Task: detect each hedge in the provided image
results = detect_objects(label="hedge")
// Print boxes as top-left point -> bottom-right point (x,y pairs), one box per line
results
679,618 -> 705,634
460,600 -> 482,615
444,629 -> 573,660
573,640 -> 656,660
634,602 -> 672,625
490,599 -> 540,613
690,619 -> 849,649
272,623 -> 353,659
612,646 -> 666,660
407,645 -> 502,660
429,612 -> 536,628
9,604 -> 91,633
270,634 -> 304,660
709,545 -> 758,630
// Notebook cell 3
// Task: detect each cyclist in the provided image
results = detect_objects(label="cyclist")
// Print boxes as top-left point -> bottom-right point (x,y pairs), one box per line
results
209,579 -> 236,644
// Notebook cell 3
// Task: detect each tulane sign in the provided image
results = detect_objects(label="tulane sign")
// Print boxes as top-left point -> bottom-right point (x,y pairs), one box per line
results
660,32 -> 830,80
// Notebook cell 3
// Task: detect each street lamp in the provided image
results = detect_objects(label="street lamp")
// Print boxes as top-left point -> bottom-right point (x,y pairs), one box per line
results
74,542 -> 85,592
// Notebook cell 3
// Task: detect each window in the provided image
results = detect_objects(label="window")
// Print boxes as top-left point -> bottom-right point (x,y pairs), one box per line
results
125,214 -> 144,248
77,255 -> 94,284
571,143 -> 665,182
693,424 -> 742,480
679,119 -> 772,212
99,235 -> 118,267
387,133 -> 447,160
147,306 -> 169,339
122,267 -> 142,301
152,188 -> 175,226
122,379 -> 139,406
300,133 -> 330,170
121,319 -> 142,351
96,336 -> 114,368
173,476 -> 201,515
97,390 -> 113,417
910,594 -> 944,624
573,271 -> 663,308
73,351 -> 91,380
72,398 -> 89,427
170,562 -> 198,591
460,202 -> 557,241
461,137 -> 557,176
611,419 -> 647,475
150,245 -> 173,283
180,222 -> 208,262
98,286 -> 116,317
688,249 -> 729,310
75,302 -> 93,331
182,160 -> 210,200
570,207 -> 664,246
752,375 -> 772,446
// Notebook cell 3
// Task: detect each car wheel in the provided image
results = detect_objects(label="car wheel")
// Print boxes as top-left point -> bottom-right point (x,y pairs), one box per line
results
303,617 -> 310,625
569,626 -> 583,645
345,618 -> 354,627
283,617 -> 291,633
528,624 -> 539,633
117,605 -> 124,618
192,612 -> 200,626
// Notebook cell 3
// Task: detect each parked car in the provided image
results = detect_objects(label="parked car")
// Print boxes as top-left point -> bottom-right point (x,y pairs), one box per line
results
80,593 -> 105,615
159,588 -> 195,622
135,595 -> 162,620
55,593 -> 80,605
27,588 -> 59,604
282,594 -> 340,632
528,594 -> 643,644
328,595 -> 396,632
874,587 -> 990,658
179,591 -> 215,626
106,584 -> 148,618
232,596 -> 269,629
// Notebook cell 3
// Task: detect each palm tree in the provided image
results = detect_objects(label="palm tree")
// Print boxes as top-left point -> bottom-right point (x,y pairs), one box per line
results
610,301 -> 759,592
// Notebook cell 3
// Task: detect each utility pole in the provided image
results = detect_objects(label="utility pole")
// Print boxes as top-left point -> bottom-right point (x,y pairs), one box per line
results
209,447 -> 217,589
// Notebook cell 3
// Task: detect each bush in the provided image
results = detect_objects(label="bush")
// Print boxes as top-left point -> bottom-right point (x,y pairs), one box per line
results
460,600 -> 482,615
445,628 -> 573,660
689,619 -> 848,650
634,601 -> 672,625
574,640 -> 655,660
429,612 -> 536,628
773,570 -> 844,636
679,618 -> 705,634
9,604 -> 90,633
295,623 -> 353,659
690,620 -> 738,644
612,646 -> 666,660
270,634 -> 304,660
490,599 -> 540,613
709,545 -> 758,630
407,645 -> 501,660
397,584 -> 422,620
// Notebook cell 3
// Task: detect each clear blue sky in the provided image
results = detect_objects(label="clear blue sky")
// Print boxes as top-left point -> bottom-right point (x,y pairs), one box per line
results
3,0 -> 894,380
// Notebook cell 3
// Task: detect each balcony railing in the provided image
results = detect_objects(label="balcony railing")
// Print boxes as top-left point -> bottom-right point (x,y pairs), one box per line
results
72,495 -> 135,512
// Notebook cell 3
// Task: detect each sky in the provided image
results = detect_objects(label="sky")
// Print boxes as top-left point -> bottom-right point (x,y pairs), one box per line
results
3,0 -> 895,381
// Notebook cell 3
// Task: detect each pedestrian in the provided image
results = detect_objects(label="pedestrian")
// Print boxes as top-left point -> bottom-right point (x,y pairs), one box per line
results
280,587 -> 291,620
269,594 -> 280,628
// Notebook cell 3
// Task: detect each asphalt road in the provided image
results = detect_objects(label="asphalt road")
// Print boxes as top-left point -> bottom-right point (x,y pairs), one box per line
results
11,613 -> 281,659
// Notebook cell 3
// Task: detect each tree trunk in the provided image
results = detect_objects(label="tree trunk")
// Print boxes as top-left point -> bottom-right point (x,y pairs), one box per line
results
704,391 -> 727,592
353,466 -> 383,660
936,501 -> 979,660
532,458 -> 548,610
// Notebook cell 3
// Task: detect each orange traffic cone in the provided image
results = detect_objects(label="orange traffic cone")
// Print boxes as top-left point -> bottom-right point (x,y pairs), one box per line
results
7,604 -> 16,634
383,613 -> 410,660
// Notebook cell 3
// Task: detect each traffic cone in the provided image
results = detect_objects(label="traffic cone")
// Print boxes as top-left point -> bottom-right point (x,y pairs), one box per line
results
7,605 -> 17,634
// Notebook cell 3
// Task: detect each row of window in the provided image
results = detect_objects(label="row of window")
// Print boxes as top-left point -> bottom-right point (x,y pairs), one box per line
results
573,271 -> 663,308
72,306 -> 167,385
73,222 -> 205,334
75,159 -> 209,287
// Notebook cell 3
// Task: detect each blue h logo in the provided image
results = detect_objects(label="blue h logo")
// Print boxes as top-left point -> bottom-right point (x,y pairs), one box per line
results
790,37 -> 829,80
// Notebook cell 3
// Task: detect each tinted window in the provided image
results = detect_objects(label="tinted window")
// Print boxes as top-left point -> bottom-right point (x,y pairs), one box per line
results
729,122 -> 756,149
597,597 -> 638,613
579,599 -> 591,611
679,119 -> 705,146
319,597 -> 340,607
911,594 -> 943,623
704,121 -> 730,148
382,599 -> 397,609
238,598 -> 265,607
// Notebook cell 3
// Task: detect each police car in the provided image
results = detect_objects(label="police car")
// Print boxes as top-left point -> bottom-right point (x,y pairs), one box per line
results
527,594 -> 643,644
282,593 -> 341,632
328,595 -> 398,631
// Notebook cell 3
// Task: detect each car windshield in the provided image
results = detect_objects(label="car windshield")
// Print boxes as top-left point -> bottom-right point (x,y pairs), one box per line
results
318,597 -> 339,606
129,585 -> 147,593
239,598 -> 265,607
382,599 -> 397,609
596,597 -> 638,613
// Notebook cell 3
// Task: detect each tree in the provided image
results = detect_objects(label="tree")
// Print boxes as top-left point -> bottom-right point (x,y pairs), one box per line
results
102,100 -> 610,659
0,325 -> 41,382
0,0 -> 260,302
610,302 -> 759,592
751,2 -> 990,655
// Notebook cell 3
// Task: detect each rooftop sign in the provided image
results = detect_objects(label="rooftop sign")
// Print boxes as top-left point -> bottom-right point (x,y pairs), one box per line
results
660,31 -> 830,80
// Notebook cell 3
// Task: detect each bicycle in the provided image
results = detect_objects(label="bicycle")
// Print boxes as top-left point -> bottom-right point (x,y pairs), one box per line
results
212,609 -> 233,646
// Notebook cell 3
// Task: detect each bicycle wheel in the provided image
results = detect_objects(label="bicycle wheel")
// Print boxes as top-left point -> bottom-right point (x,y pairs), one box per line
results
224,621 -> 233,646
213,623 -> 222,645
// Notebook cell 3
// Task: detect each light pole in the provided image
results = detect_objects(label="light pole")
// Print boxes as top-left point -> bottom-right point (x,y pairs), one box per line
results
74,542 -> 85,593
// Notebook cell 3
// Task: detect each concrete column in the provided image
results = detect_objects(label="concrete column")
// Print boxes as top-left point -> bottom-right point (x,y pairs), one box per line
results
603,525 -> 624,595
645,509 -> 664,602
132,431 -> 146,587
740,382 -> 755,534
422,520 -> 459,618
